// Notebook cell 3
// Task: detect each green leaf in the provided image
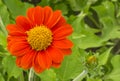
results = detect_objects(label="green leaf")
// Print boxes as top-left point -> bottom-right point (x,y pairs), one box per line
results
0,73 -> 5,81
0,1 -> 9,36
0,31 -> 6,47
73,29 -> 102,49
72,12 -> 86,33
101,17 -> 120,41
3,0 -> 33,18
54,3 -> 68,15
2,56 -> 22,79
54,46 -> 84,81
38,0 -> 50,6
92,1 -> 114,19
67,0 -> 98,12
92,1 -> 120,41
0,45 -> 6,53
87,77 -> 102,81
0,1 -> 10,26
105,55 -> 120,81
66,0 -> 80,11
38,69 -> 56,81
72,14 -> 102,49
67,0 -> 88,11
98,48 -> 112,65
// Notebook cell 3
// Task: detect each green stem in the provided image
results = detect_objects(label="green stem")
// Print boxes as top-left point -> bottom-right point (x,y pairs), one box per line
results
73,70 -> 88,81
29,68 -> 34,81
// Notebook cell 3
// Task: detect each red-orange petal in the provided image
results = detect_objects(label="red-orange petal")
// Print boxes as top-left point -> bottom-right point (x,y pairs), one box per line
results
6,24 -> 26,36
45,51 -> 52,68
6,24 -> 19,32
60,49 -> 72,55
20,50 -> 35,69
33,53 -> 45,73
7,36 -> 27,50
53,24 -> 73,40
52,39 -> 73,49
43,6 -> 53,26
7,40 -> 13,50
47,46 -> 64,63
27,7 -> 35,23
16,16 -> 32,31
16,56 -> 22,67
34,6 -> 44,25
52,62 -> 61,68
46,10 -> 61,28
10,31 -> 26,36
7,36 -> 27,41
33,65 -> 44,73
37,52 -> 46,69
53,16 -> 66,28
37,51 -> 52,69
10,41 -> 30,56
51,16 -> 66,32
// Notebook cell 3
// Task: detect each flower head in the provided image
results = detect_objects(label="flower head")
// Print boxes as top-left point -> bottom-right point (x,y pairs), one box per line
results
6,6 -> 73,73
87,55 -> 97,64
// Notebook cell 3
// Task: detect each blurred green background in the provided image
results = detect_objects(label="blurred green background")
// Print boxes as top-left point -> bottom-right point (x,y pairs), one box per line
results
0,0 -> 120,81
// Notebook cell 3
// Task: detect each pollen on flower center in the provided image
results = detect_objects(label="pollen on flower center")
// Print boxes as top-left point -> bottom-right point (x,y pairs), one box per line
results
27,26 -> 53,51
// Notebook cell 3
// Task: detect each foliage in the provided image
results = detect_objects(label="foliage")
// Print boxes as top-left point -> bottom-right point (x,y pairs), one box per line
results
0,0 -> 120,81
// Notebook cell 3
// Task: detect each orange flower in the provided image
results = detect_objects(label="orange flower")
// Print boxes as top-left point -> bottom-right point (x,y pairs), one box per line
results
6,6 -> 73,73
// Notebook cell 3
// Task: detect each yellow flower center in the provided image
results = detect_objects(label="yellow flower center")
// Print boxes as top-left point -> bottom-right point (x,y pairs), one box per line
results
27,26 -> 52,51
